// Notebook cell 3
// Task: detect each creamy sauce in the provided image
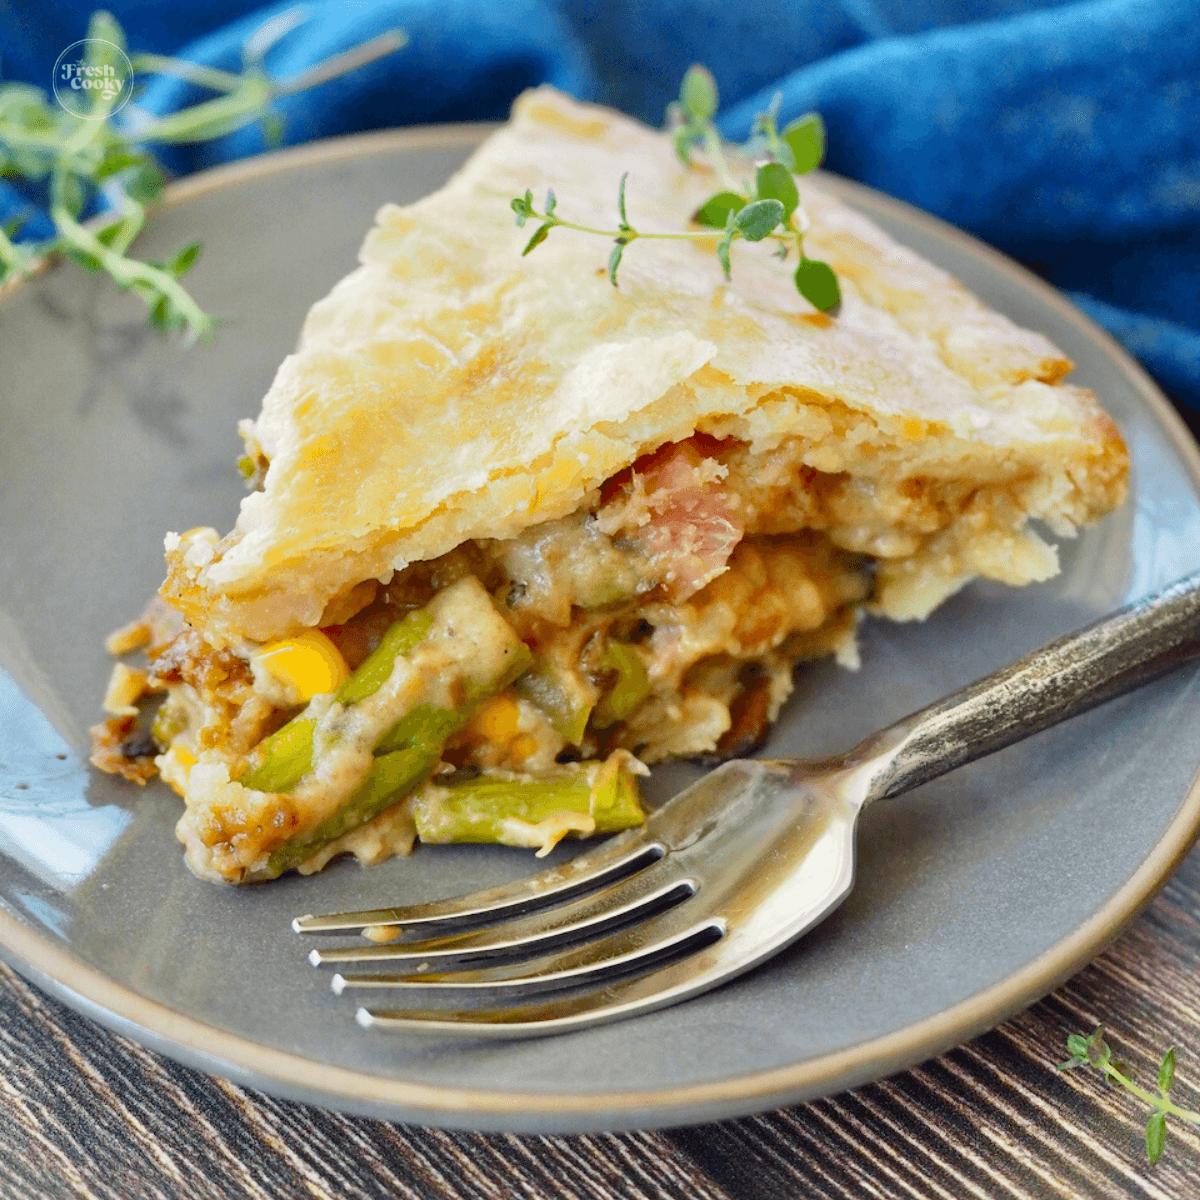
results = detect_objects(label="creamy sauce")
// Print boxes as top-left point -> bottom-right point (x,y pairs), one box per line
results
488,513 -> 649,624
175,576 -> 524,882
289,576 -> 523,822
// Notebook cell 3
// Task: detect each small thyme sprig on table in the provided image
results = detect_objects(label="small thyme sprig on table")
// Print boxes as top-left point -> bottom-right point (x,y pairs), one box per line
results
0,10 -> 406,342
510,65 -> 841,312
1059,1027 -> 1200,1164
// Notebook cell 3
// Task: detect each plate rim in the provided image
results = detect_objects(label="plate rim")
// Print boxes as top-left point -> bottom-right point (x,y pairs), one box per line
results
2,122 -> 1199,1134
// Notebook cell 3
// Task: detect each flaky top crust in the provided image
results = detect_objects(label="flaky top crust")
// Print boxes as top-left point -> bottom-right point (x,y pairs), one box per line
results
164,88 -> 1125,643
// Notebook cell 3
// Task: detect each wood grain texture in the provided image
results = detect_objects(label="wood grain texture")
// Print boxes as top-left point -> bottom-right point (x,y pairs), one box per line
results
1,843 -> 1199,1200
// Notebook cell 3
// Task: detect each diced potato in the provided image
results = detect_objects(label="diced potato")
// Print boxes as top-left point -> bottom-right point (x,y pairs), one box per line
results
102,662 -> 149,716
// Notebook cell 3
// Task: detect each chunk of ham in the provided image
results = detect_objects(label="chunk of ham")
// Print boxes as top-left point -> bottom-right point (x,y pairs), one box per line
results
598,435 -> 744,601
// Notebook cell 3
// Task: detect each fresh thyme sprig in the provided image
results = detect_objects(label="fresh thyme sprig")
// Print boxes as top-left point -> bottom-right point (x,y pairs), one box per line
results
511,173 -> 789,288
1059,1027 -> 1200,1164
510,65 -> 841,312
0,10 -> 406,342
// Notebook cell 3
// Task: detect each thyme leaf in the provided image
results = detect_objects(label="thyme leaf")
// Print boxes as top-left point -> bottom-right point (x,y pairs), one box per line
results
693,191 -> 745,229
783,112 -> 826,175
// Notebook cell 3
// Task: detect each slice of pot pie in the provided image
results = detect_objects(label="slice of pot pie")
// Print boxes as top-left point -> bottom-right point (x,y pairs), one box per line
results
92,87 -> 1127,884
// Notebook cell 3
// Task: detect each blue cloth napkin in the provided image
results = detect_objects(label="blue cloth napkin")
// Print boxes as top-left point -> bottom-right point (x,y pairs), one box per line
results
5,0 -> 1199,423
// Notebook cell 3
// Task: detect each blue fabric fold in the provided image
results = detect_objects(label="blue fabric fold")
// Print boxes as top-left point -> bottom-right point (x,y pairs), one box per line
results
4,0 -> 1198,422
132,0 -> 594,174
722,0 -> 1200,420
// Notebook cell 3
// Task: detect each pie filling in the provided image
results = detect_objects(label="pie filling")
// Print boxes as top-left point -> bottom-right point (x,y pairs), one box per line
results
92,428 -> 1081,883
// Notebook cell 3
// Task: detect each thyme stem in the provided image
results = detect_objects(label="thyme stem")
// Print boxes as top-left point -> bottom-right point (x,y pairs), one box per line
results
701,124 -> 743,195
52,205 -> 211,341
1104,1062 -> 1200,1124
125,54 -> 246,94
0,226 -> 29,274
128,76 -> 275,145
520,208 -> 722,244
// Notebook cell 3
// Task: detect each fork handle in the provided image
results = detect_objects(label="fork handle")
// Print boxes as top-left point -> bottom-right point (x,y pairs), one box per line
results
857,569 -> 1200,804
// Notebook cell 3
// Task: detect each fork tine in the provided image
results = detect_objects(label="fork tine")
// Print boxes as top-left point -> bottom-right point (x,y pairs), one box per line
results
352,921 -> 773,1039
333,918 -> 725,1001
308,877 -> 696,969
292,835 -> 665,935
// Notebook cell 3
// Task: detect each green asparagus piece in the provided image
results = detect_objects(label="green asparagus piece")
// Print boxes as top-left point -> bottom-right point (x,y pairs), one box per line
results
592,641 -> 651,727
514,657 -> 595,746
262,649 -> 530,870
372,704 -> 464,756
248,590 -> 533,873
240,608 -> 434,792
240,713 -> 318,793
336,609 -> 433,705
413,759 -> 645,846
266,743 -> 441,876
372,644 -> 532,756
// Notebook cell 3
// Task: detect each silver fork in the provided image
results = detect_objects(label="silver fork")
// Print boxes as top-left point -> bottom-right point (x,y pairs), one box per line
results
294,570 -> 1200,1038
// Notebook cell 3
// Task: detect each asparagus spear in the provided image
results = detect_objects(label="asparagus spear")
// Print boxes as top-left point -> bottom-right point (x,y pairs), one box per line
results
267,743 -> 441,875
513,656 -> 596,746
414,756 -> 645,849
239,607 -> 437,792
245,578 -> 531,874
337,608 -> 434,704
515,639 -> 651,743
592,641 -> 651,727
372,652 -> 533,756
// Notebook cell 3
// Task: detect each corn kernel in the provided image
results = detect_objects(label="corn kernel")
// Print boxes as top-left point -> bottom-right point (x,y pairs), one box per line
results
510,734 -> 539,761
473,694 -> 522,743
158,745 -> 197,797
253,630 -> 350,702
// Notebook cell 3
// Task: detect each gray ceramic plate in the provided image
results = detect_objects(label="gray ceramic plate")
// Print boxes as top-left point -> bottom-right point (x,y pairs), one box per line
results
2,127 -> 1199,1135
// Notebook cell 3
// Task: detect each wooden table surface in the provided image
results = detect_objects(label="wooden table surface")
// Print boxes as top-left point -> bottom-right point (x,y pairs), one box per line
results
2,837 -> 1198,1199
